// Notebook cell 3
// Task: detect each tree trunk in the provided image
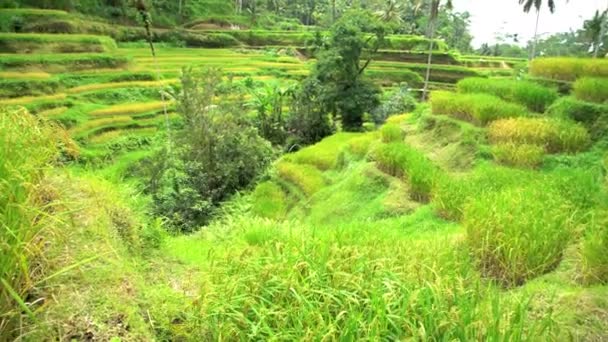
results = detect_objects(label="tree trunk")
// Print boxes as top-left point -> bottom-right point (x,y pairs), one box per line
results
422,19 -> 436,101
530,9 -> 541,60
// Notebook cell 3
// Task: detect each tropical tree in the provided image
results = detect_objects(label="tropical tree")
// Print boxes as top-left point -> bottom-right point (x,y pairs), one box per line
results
422,0 -> 452,101
375,0 -> 403,25
583,10 -> 607,58
519,0 -> 556,60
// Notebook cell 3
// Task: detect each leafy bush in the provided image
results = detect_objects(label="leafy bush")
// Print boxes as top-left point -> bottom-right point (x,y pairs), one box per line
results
146,68 -> 273,231
380,124 -> 403,143
371,83 -> 418,124
488,117 -> 590,153
492,143 -> 545,169
251,181 -> 287,219
529,57 -> 608,81
276,161 -> 325,196
464,186 -> 575,286
371,142 -> 441,202
457,77 -> 558,112
430,91 -> 528,125
573,77 -> 608,104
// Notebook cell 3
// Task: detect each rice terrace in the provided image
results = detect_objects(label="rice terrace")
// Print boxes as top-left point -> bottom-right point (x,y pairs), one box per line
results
1,0 -> 608,340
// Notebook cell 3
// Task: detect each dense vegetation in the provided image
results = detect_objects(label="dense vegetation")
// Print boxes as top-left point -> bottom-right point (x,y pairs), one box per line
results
1,0 -> 608,340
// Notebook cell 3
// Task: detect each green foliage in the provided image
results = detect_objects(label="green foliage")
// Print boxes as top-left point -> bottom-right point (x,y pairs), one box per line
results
285,133 -> 363,170
288,77 -> 335,146
380,123 -> 403,143
488,117 -> 590,153
573,77 -> 608,104
529,57 -> 608,81
492,143 -> 545,169
0,107 -> 56,338
457,77 -> 558,112
146,68 -> 273,231
464,186 -> 575,286
0,78 -> 61,98
276,161 -> 325,196
0,53 -> 129,71
251,181 -> 287,219
371,83 -> 418,124
0,33 -> 116,53
430,91 -> 528,125
546,96 -> 608,141
581,211 -> 608,285
371,142 -> 441,202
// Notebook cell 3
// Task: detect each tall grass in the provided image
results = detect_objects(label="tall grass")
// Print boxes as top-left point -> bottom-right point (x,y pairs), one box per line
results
0,107 -> 56,337
251,181 -> 288,219
488,117 -> 590,153
581,211 -> 608,285
284,133 -> 363,170
0,33 -> 117,54
380,123 -> 404,143
66,80 -> 176,94
276,161 -> 326,196
371,142 -> 442,202
457,77 -> 558,112
430,91 -> 528,125
529,57 -> 608,81
492,143 -> 545,169
464,186 -> 575,286
89,101 -> 172,117
573,77 -> 608,104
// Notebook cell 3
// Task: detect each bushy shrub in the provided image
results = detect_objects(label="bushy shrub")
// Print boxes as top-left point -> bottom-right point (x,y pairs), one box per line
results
251,181 -> 287,219
371,142 -> 441,201
529,57 -> 608,81
464,186 -> 575,286
457,77 -> 558,112
380,123 -> 403,143
276,161 -> 325,196
492,143 -> 545,169
146,68 -> 273,231
430,91 -> 528,125
371,83 -> 418,124
488,117 -> 590,153
573,77 -> 608,104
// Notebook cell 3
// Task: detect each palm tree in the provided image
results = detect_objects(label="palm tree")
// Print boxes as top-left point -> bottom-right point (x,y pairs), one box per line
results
519,0 -> 556,60
375,0 -> 403,25
584,10 -> 607,58
422,0 -> 452,101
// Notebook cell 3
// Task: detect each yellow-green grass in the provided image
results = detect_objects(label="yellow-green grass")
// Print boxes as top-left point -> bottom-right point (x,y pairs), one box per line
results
386,113 -> 410,125
582,211 -> 608,285
573,77 -> 608,104
0,33 -> 117,54
491,143 -> 545,169
89,101 -> 174,117
530,57 -> 608,81
276,161 -> 326,196
251,181 -> 288,219
284,133 -> 364,170
0,93 -> 67,106
347,133 -> 379,158
380,123 -> 404,143
0,71 -> 51,79
70,116 -> 134,135
488,117 -> 590,153
89,127 -> 158,145
67,79 -> 178,94
430,91 -> 528,125
38,106 -> 69,118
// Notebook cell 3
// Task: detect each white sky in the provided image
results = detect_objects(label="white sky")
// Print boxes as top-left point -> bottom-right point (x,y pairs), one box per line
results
451,0 -> 607,47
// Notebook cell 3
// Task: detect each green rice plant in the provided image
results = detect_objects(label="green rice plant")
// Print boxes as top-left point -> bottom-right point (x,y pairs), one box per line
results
370,142 -> 442,202
457,77 -> 558,112
488,117 -> 590,153
581,211 -> 608,285
285,133 -> 363,170
464,186 -> 575,286
0,78 -> 61,99
88,127 -> 158,145
0,107 -> 57,337
251,181 -> 288,219
67,80 -> 177,94
529,57 -> 608,81
430,91 -> 528,125
0,33 -> 117,54
0,71 -> 51,79
90,101 -> 172,117
386,113 -> 410,124
380,123 -> 403,143
276,161 -> 326,196
573,77 -> 608,104
0,53 -> 129,72
0,93 -> 67,106
492,143 -> 545,169
546,96 -> 607,125
346,133 -> 378,158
